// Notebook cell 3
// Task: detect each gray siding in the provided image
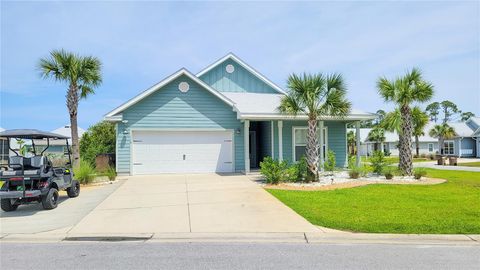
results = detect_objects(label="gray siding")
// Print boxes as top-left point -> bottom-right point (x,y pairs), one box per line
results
115,75 -> 244,174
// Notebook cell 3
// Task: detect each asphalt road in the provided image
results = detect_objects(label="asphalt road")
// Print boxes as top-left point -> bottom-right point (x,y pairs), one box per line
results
1,242 -> 478,270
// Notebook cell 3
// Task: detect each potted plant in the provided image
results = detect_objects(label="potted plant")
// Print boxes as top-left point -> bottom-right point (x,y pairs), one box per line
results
383,167 -> 395,180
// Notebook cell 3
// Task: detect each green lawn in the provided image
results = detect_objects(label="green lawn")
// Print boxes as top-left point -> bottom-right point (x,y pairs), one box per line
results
267,169 -> 480,234
458,162 -> 480,167
362,156 -> 432,164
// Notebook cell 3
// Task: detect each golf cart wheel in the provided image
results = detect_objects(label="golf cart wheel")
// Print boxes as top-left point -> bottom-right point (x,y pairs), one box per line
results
42,188 -> 59,210
67,180 -> 80,198
1,199 -> 18,212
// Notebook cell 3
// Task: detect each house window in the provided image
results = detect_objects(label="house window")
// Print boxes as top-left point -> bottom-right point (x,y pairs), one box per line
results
428,143 -> 434,152
0,138 -> 8,164
443,141 -> 454,155
293,127 -> 327,162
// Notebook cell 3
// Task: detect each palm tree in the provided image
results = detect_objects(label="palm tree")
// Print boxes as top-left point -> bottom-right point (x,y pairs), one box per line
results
39,49 -> 102,167
347,130 -> 356,155
279,73 -> 351,181
377,68 -> 433,175
367,127 -> 385,152
429,124 -> 456,155
412,108 -> 429,156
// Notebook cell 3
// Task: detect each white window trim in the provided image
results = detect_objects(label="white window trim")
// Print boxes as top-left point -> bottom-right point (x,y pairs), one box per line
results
428,143 -> 434,152
443,140 -> 455,155
292,126 -> 328,162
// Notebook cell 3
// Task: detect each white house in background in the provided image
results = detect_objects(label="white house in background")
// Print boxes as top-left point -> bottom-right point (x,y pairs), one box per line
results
30,125 -> 86,154
350,118 -> 480,158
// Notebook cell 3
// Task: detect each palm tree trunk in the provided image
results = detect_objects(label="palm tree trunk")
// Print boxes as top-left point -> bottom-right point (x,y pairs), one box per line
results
439,137 -> 444,155
415,135 -> 420,156
399,105 -> 413,175
306,119 -> 319,181
67,84 -> 80,168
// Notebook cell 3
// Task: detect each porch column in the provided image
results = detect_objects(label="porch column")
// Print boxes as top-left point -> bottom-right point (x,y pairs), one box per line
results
356,121 -> 361,166
244,120 -> 250,174
459,138 -> 462,158
271,121 -> 275,158
319,120 -> 324,171
278,121 -> 283,161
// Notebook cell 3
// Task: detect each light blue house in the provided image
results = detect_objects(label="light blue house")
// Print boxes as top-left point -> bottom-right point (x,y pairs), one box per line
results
105,54 -> 375,175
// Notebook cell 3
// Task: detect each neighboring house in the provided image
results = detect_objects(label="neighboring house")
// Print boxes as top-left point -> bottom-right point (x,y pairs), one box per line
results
104,53 -> 375,175
350,118 -> 480,157
29,125 -> 85,155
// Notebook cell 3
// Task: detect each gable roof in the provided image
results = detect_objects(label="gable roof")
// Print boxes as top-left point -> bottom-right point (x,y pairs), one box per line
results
104,68 -> 236,119
196,53 -> 287,95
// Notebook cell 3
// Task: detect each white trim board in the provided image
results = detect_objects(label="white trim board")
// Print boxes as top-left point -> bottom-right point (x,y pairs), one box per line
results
196,53 -> 287,95
104,68 -> 236,119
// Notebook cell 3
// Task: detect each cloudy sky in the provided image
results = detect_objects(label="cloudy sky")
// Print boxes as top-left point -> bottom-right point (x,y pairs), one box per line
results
1,1 -> 479,131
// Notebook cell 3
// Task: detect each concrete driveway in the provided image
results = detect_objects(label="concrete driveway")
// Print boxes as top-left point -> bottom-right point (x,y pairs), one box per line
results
68,174 -> 318,235
0,182 -> 121,235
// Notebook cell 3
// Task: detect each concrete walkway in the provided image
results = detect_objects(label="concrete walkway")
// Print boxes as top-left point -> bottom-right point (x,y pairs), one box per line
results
66,174 -> 318,236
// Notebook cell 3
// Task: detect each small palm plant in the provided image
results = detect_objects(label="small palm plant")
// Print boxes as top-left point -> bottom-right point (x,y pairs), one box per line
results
429,124 -> 456,155
278,73 -> 351,181
367,127 -> 385,152
39,49 -> 102,168
377,68 -> 433,175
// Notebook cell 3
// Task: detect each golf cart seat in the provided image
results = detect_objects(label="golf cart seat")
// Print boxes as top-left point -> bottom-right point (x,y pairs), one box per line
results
0,156 -> 52,177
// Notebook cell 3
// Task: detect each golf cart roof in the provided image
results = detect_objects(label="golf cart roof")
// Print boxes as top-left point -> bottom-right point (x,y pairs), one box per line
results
0,129 -> 69,139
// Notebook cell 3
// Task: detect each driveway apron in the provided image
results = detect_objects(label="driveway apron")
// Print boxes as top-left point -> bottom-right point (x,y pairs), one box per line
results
68,174 -> 318,235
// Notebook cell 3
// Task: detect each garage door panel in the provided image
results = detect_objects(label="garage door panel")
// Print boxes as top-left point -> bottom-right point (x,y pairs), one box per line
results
132,131 -> 233,174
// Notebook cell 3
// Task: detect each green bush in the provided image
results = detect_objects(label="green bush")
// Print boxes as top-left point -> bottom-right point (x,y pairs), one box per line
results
349,165 -> 367,179
286,156 -> 308,182
80,121 -> 116,166
370,150 -> 386,174
413,168 -> 427,180
323,150 -> 336,173
104,166 -> 117,181
383,167 -> 395,180
347,155 -> 356,169
74,159 -> 96,184
260,157 -> 288,185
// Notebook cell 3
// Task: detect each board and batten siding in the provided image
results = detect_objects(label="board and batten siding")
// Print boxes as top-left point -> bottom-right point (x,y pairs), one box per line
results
115,75 -> 244,174
264,120 -> 348,167
199,59 -> 279,94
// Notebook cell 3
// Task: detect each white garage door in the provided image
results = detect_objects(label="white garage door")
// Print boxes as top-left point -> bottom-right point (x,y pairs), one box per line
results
132,130 -> 234,174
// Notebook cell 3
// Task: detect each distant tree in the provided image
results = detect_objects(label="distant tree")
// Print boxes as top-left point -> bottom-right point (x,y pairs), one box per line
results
39,49 -> 102,168
377,68 -> 433,175
367,127 -> 385,152
426,102 -> 440,123
461,112 -> 475,122
79,121 -> 116,167
440,100 -> 460,123
429,124 -> 456,155
375,109 -> 386,125
347,130 -> 357,155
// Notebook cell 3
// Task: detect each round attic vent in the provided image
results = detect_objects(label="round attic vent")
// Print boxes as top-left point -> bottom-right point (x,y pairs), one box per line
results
178,82 -> 189,93
226,64 -> 235,74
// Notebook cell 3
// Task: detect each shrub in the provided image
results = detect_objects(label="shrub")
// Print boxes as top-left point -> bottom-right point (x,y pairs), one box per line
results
104,166 -> 117,181
347,155 -> 356,169
370,150 -> 386,174
413,168 -> 427,180
260,157 -> 288,185
323,150 -> 336,173
80,121 -> 116,166
384,150 -> 391,156
383,167 -> 395,180
349,165 -> 367,179
74,159 -> 96,184
286,156 -> 308,182
420,153 -> 427,158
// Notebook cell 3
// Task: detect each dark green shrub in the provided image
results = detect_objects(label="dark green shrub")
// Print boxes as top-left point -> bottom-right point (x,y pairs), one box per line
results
288,156 -> 308,182
383,167 -> 395,180
260,157 -> 288,185
370,150 -> 386,174
323,150 -> 336,173
413,168 -> 427,180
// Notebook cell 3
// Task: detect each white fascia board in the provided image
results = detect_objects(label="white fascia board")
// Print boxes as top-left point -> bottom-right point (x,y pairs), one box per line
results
238,113 -> 377,121
196,53 -> 287,95
104,69 -> 236,118
104,114 -> 123,122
